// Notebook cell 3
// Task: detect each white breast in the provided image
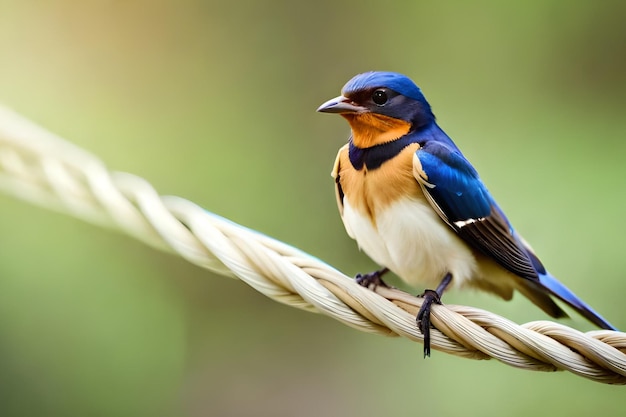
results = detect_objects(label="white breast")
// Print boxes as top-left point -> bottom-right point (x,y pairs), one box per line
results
342,196 -> 478,289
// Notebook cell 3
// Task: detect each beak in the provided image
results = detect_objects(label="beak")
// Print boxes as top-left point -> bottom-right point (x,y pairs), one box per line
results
316,95 -> 367,114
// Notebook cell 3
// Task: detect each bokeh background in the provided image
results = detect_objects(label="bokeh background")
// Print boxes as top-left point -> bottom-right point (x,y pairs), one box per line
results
1,1 -> 625,416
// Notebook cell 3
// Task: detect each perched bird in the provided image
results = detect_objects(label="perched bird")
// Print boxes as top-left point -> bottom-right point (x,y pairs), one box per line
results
317,71 -> 617,356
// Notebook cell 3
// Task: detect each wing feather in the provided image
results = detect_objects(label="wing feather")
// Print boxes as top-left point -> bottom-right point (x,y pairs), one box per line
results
331,144 -> 348,216
414,142 -> 539,280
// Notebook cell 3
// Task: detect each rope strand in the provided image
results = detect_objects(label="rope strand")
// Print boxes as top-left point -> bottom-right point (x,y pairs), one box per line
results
0,104 -> 624,384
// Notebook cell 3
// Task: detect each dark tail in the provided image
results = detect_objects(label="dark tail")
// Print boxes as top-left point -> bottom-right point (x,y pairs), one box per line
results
536,272 -> 618,331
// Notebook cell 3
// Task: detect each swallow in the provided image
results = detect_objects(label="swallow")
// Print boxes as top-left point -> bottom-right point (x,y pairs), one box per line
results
317,71 -> 617,356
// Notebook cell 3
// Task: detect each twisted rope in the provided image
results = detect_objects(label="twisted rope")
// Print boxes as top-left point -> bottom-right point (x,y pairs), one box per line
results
0,104 -> 624,385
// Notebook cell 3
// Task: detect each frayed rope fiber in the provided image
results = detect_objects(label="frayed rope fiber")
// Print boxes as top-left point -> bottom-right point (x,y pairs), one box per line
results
0,104 -> 624,384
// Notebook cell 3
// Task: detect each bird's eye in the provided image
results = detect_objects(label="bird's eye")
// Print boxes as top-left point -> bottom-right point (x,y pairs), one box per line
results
372,89 -> 388,106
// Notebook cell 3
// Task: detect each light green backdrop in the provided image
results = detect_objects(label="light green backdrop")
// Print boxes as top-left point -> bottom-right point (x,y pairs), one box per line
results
0,1 -> 624,416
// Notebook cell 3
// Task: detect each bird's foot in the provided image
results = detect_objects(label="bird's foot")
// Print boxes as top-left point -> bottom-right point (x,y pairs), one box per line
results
416,273 -> 452,358
355,267 -> 390,290
416,289 -> 442,358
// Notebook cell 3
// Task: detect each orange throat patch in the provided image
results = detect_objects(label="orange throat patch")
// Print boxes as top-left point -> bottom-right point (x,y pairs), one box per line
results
342,113 -> 411,148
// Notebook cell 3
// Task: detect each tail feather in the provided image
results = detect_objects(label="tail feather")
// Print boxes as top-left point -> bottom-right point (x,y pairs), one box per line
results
538,272 -> 617,331
515,278 -> 568,319
517,236 -> 617,330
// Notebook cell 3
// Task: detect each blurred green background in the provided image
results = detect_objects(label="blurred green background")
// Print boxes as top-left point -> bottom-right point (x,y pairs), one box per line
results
0,1 -> 625,416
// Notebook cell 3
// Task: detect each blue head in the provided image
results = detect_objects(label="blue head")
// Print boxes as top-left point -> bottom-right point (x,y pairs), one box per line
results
318,71 -> 435,130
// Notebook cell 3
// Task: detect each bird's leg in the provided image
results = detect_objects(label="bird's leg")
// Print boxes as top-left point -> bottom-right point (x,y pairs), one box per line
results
417,272 -> 452,358
355,267 -> 390,289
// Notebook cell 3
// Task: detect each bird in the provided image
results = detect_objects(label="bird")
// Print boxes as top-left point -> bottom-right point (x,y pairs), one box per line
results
317,71 -> 618,356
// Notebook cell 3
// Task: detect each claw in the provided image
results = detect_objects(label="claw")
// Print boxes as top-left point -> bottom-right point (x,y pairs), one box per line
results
416,273 -> 452,357
355,267 -> 390,289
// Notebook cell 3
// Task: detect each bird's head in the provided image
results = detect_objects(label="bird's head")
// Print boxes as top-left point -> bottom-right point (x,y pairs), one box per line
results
317,72 -> 435,148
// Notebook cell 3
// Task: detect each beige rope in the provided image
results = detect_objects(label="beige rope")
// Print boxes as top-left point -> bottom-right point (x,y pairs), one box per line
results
0,104 -> 624,385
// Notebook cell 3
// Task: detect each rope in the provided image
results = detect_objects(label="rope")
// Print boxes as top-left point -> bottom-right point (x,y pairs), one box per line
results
0,104 -> 624,385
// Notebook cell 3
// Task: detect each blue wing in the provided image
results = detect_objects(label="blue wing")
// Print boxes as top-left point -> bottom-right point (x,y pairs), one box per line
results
411,133 -> 617,330
415,140 -> 541,281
